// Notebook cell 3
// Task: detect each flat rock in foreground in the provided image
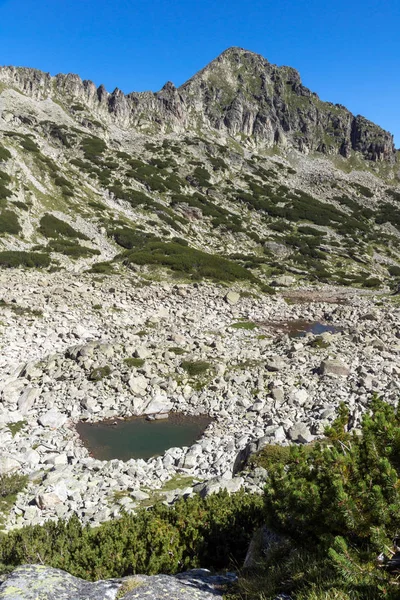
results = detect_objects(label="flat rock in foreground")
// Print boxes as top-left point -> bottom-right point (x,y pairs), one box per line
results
0,564 -> 234,599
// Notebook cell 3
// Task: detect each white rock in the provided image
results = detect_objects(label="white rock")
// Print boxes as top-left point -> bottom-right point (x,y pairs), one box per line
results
0,456 -> 21,475
18,387 -> 40,414
38,409 -> 67,429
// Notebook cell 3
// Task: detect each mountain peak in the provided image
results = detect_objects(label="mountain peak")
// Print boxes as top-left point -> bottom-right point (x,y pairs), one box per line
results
0,50 -> 395,162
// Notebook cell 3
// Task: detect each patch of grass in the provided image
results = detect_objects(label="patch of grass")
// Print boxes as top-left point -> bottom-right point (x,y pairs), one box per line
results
309,337 -> 330,349
160,475 -> 195,492
116,579 -> 142,599
88,366 -> 111,381
6,421 -> 26,437
34,239 -> 99,259
230,321 -> 258,330
169,347 -> 187,355
0,300 -> 42,318
181,360 -> 212,377
124,358 -> 145,368
12,201 -> 30,211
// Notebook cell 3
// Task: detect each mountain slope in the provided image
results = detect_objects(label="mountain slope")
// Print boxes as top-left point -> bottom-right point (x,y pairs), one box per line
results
0,47 -> 400,290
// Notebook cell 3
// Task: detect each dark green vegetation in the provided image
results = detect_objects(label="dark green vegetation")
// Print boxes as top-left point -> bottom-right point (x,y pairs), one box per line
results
88,365 -> 111,381
0,210 -> 21,234
0,473 -> 28,526
0,491 -> 263,580
2,400 -> 400,599
181,360 -> 212,377
124,357 -> 145,368
234,398 -> 400,600
39,214 -> 88,240
121,238 -> 260,284
0,251 -> 50,268
0,301 -> 42,318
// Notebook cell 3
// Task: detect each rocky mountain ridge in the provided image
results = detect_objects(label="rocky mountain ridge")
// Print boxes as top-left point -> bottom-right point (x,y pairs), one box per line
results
0,47 -> 396,161
1,48 -> 400,291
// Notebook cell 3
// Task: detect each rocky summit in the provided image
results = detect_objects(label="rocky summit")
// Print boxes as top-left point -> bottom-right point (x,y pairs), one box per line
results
1,47 -> 400,597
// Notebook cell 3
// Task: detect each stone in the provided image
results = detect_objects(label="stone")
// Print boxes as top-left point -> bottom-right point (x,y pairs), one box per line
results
288,423 -> 313,444
320,359 -> 350,377
266,356 -> 286,372
36,492 -> 63,509
128,375 -> 148,395
143,394 -> 172,415
271,275 -> 295,287
0,564 -> 121,599
38,409 -> 67,429
0,455 -> 21,475
18,387 -> 40,414
194,476 -> 244,498
225,291 -> 240,305
134,346 -> 150,359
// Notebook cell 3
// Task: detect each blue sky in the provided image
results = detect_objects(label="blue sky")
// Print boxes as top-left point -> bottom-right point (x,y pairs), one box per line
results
0,0 -> 399,146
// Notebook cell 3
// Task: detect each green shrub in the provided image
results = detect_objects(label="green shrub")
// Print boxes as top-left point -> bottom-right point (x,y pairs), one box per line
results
169,347 -> 187,355
124,358 -> 145,368
19,136 -> 39,153
258,399 -> 400,599
81,136 -> 107,162
249,444 -> 292,470
0,145 -> 11,162
0,210 -> 21,234
89,366 -> 111,381
37,240 -> 100,259
351,182 -> 374,198
0,491 -> 263,580
122,240 -> 259,285
362,277 -> 382,288
0,301 -> 42,318
181,360 -> 212,377
39,214 -> 89,240
12,201 -> 29,211
0,251 -> 50,268
87,261 -> 116,274
0,472 -> 28,525
111,227 -> 157,250
388,265 -> 400,277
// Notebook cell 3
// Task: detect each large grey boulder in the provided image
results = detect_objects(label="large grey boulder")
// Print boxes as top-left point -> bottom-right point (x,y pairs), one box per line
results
0,564 -> 120,599
0,565 -> 233,599
38,409 -> 67,429
18,387 -> 40,414
193,476 -> 244,498
0,455 -> 21,476
224,290 -> 240,305
320,359 -> 350,377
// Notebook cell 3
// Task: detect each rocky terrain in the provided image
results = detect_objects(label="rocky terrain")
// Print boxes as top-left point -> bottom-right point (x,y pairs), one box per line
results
1,46 -> 400,597
1,268 -> 399,531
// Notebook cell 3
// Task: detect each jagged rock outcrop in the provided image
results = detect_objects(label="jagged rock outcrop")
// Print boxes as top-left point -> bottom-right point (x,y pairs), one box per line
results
0,47 -> 395,161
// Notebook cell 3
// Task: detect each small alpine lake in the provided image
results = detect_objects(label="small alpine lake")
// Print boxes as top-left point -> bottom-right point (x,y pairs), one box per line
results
260,320 -> 342,338
76,413 -> 212,461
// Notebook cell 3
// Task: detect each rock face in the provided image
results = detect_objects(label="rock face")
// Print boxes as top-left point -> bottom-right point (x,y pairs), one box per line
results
0,564 -> 234,600
0,47 -> 395,162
